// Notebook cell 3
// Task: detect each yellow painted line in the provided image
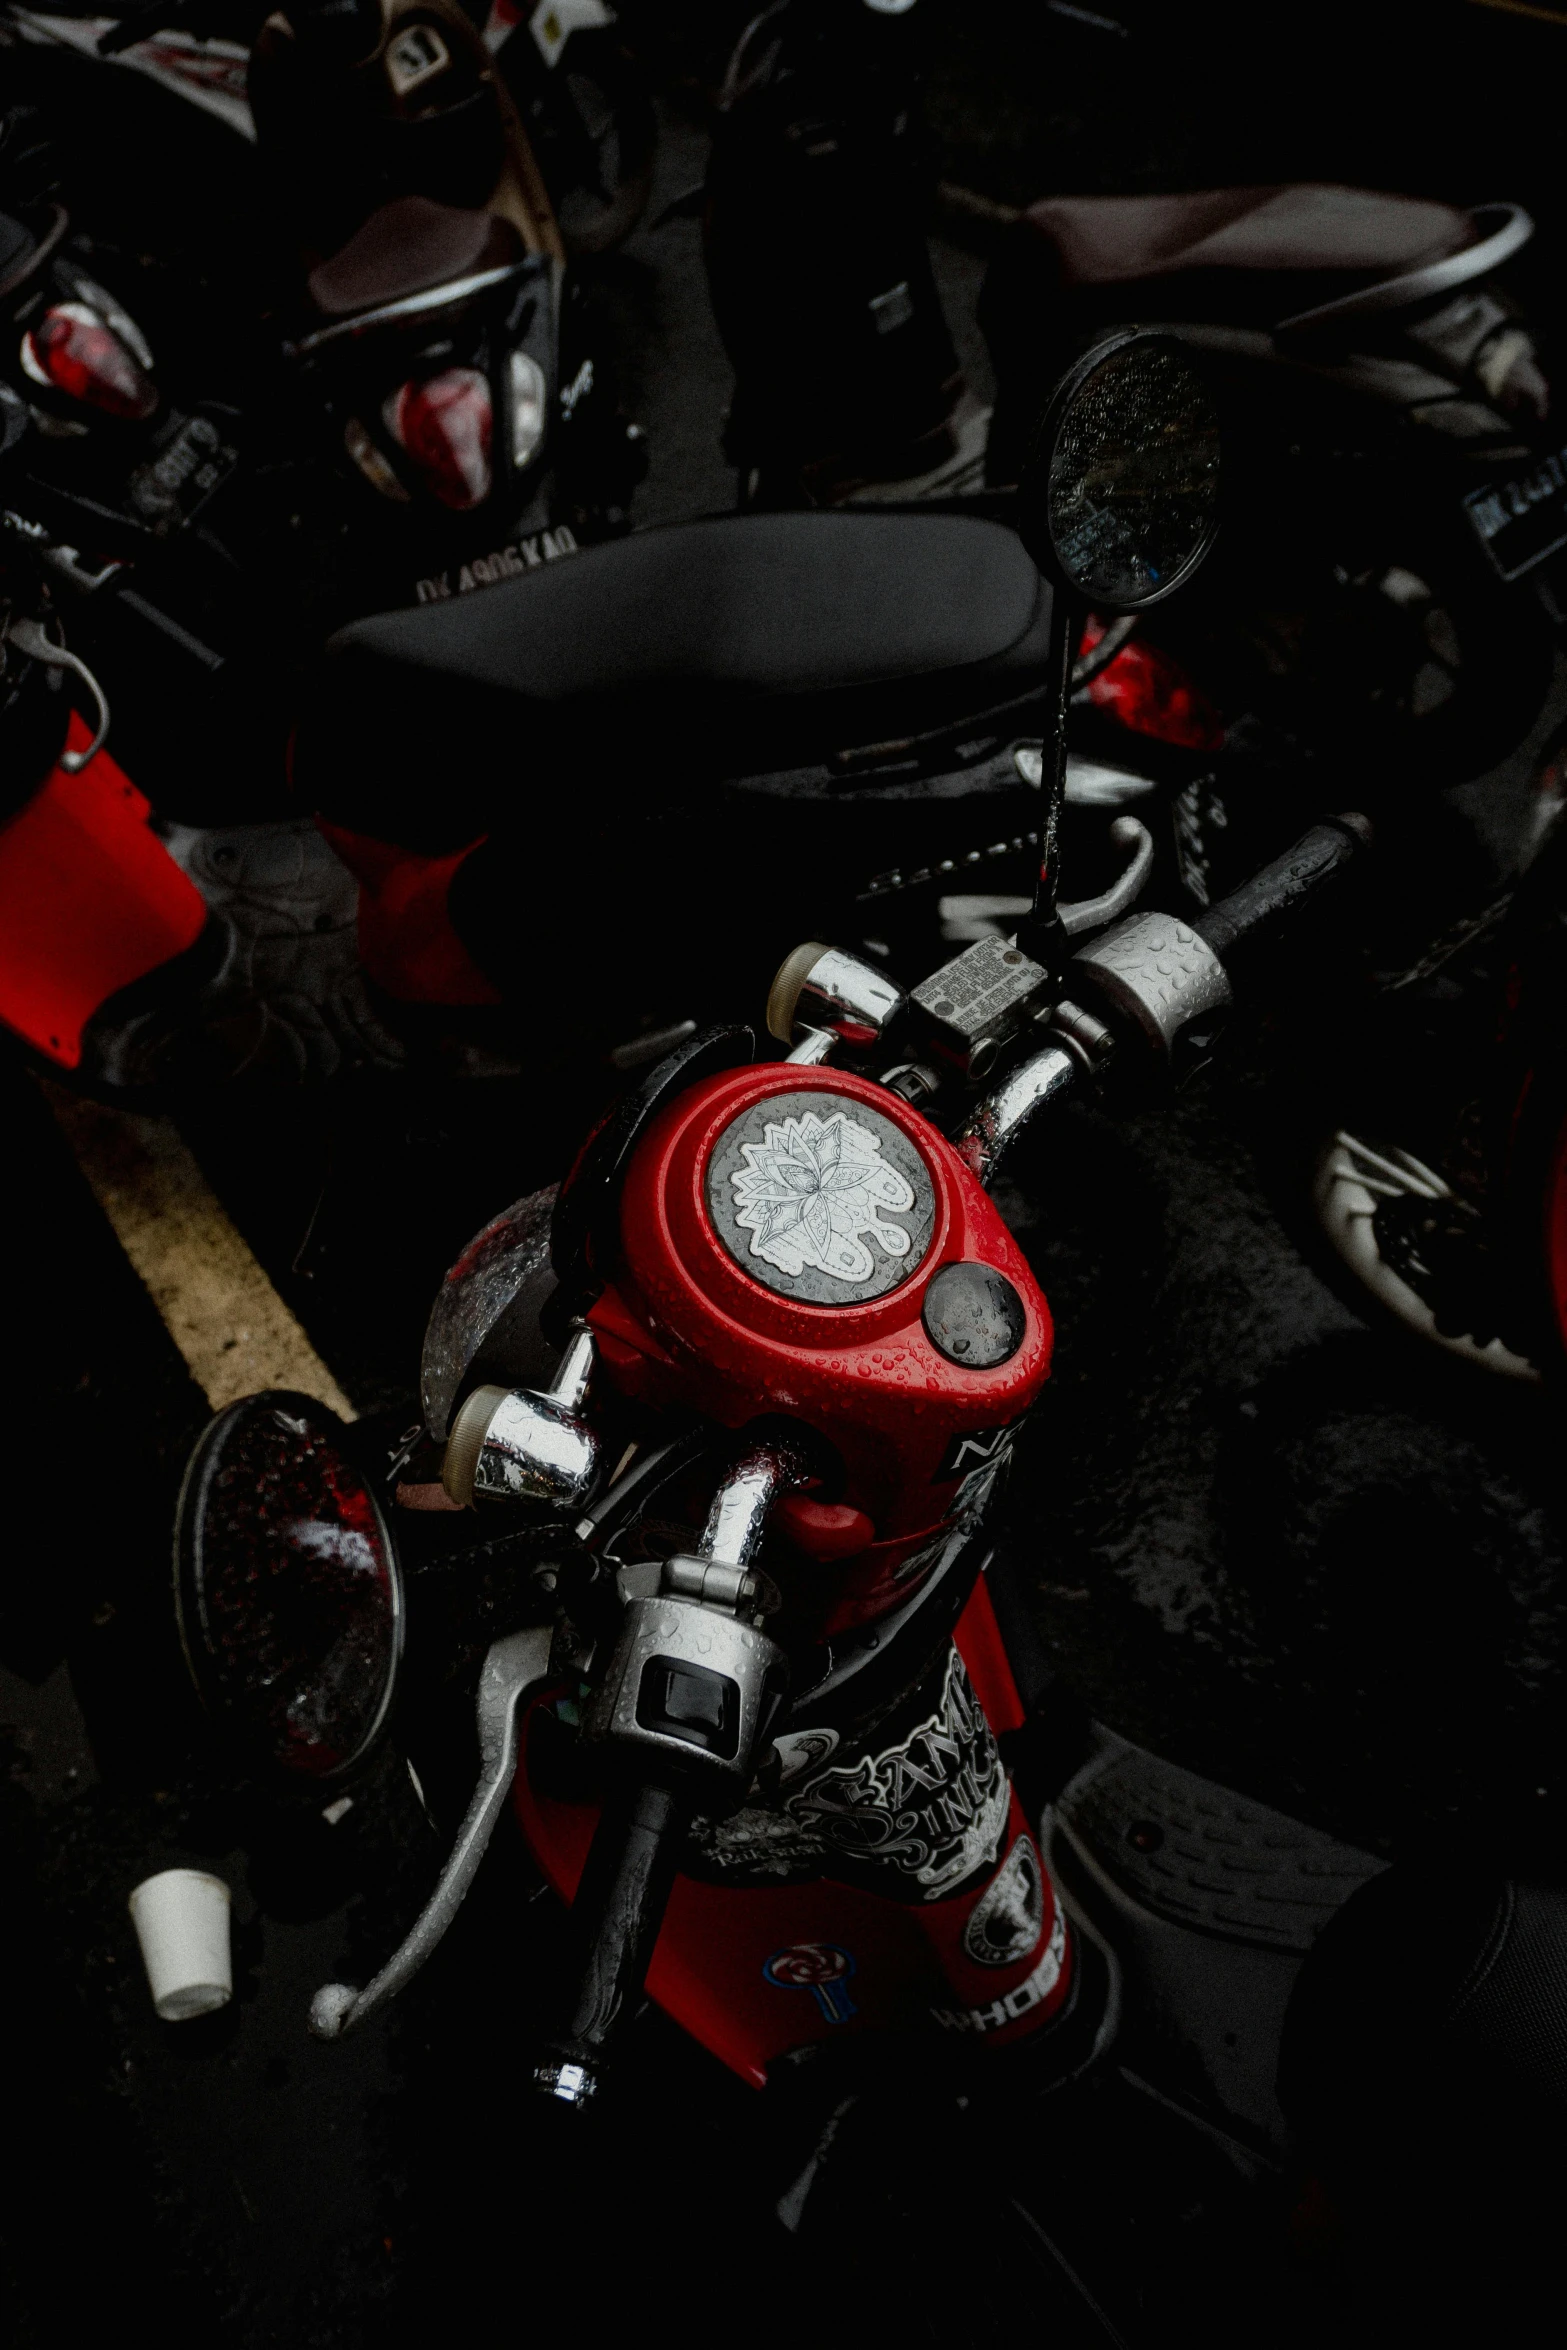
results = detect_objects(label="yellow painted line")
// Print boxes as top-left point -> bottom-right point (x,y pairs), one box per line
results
1464,0 -> 1567,25
41,1080 -> 357,1421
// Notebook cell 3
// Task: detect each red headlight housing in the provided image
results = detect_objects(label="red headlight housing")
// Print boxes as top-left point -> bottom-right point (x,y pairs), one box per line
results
20,301 -> 159,422
385,366 -> 493,510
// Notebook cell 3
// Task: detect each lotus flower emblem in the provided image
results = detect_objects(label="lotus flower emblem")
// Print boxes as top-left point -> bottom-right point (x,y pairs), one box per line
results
730,1110 -> 915,1284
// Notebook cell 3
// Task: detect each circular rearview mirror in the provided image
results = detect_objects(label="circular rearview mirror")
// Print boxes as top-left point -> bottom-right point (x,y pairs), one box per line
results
175,1393 -> 404,1790
1022,331 -> 1220,611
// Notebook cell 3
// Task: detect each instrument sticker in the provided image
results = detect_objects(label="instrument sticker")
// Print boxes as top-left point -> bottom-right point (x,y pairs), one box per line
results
763,1942 -> 858,2024
784,1645 -> 1009,1898
936,1423 -> 1012,1481
933,1910 -> 1068,2034
962,1835 -> 1045,1967
688,1644 -> 1008,1898
706,1090 -> 935,1305
732,1109 -> 914,1283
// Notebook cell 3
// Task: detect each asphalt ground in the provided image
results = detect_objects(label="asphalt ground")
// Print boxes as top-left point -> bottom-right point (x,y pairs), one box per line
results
7,5 -> 1567,2339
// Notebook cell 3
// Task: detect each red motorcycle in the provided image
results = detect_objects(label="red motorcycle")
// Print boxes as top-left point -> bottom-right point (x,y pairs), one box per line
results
164,335 -> 1421,2336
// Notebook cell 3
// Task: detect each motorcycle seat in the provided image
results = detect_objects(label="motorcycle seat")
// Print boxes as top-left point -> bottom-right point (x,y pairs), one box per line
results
306,195 -> 518,319
1020,183 -> 1480,328
297,511 -> 1051,852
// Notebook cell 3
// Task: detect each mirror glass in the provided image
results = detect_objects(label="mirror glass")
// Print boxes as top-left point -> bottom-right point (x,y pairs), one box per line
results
176,1394 -> 403,1787
1037,335 -> 1220,610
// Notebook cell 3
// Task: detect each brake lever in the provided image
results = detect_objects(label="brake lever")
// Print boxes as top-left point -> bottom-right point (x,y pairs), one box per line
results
1057,816 -> 1154,939
309,1622 -> 554,2041
4,615 -> 111,769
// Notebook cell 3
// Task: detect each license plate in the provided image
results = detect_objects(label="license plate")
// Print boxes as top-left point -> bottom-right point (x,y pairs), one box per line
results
1463,446 -> 1567,583
126,409 -> 241,538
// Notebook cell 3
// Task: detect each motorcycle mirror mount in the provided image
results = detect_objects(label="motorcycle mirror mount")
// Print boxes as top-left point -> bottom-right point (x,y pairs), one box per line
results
1014,327 -> 1222,971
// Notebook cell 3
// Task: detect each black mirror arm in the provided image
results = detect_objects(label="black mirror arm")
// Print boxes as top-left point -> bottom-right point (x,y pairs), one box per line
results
1016,591 -> 1079,974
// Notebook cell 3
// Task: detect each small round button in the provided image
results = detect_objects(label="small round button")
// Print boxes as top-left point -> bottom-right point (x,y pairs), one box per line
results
921,1262 -> 1027,1368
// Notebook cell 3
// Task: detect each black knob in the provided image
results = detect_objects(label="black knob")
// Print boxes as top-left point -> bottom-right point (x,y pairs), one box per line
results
921,1262 -> 1027,1368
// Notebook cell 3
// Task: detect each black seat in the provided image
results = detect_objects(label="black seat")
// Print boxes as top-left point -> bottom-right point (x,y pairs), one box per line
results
1019,184 -> 1479,333
298,510 -> 1051,852
306,195 -> 518,319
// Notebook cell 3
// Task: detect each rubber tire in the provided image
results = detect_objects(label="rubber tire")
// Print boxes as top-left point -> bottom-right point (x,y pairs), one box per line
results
542,33 -> 656,258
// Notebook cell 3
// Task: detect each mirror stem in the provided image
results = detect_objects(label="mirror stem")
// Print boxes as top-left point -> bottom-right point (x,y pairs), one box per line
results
1017,594 -> 1078,973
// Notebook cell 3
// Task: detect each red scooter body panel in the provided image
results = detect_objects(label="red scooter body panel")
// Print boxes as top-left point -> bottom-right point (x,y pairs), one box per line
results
592,1062 -> 1053,1632
513,1579 -> 1067,2088
0,715 -> 207,1067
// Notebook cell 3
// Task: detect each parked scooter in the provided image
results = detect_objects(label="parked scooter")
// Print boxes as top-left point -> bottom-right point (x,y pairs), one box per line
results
0,488 -> 403,1084
982,181 -> 1561,788
1,0 -> 646,624
702,0 -> 983,509
696,0 -> 1562,918
1313,735 -> 1567,1384
5,0 -> 656,254
478,0 -> 657,257
166,335 -> 1435,2337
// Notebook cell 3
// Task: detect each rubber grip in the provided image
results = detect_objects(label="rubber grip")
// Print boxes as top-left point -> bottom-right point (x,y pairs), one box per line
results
537,1778 -> 686,2099
1193,815 -> 1371,971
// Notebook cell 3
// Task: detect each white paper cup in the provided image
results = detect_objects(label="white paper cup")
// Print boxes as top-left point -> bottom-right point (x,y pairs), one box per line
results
128,1868 -> 233,2021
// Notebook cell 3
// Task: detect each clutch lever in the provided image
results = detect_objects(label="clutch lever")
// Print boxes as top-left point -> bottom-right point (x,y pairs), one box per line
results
309,1622 -> 554,2041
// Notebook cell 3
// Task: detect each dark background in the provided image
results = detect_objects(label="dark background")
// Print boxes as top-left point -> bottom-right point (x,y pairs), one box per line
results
5,2 -> 1567,2338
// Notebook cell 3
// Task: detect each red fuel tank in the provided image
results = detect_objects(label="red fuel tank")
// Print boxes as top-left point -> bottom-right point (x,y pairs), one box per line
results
589,1063 -> 1053,1630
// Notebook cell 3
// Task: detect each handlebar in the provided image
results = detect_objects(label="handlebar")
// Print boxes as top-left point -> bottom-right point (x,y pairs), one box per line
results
956,811 -> 1373,1184
533,1778 -> 688,2109
1192,813 -> 1372,975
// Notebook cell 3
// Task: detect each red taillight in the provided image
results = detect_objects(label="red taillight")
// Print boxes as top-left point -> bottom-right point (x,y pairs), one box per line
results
1080,617 -> 1226,753
20,301 -> 159,422
386,367 -> 492,510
